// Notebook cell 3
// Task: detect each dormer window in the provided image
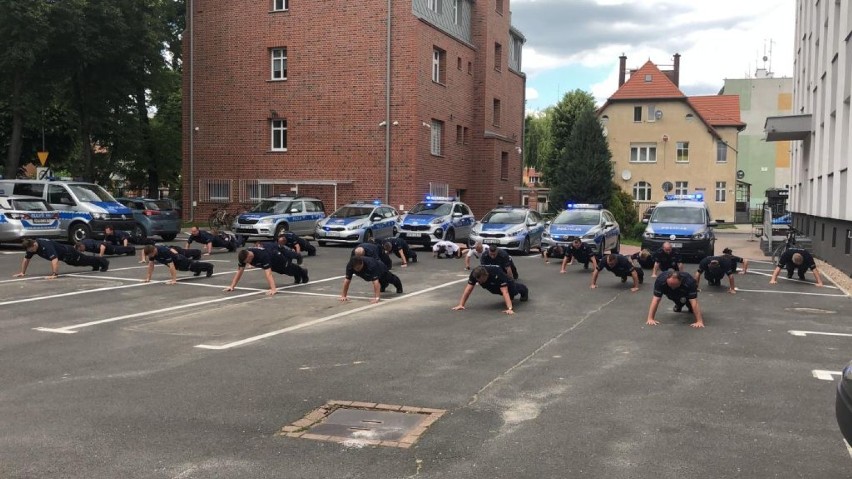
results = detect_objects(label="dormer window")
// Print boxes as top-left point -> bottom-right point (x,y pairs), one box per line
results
644,74 -> 652,82
685,113 -> 694,122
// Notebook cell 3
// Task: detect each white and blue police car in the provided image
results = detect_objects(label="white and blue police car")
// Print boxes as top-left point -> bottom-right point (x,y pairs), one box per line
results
641,194 -> 717,260
398,196 -> 475,246
541,203 -> 621,254
0,196 -> 63,243
469,205 -> 545,254
232,195 -> 326,239
315,200 -> 399,246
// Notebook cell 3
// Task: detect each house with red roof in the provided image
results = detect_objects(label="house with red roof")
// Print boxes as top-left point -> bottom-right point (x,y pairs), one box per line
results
598,54 -> 745,222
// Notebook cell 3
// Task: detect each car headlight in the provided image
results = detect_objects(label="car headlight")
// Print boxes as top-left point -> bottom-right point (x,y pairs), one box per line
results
347,222 -> 365,230
507,227 -> 525,236
692,231 -> 707,240
257,218 -> 274,225
92,212 -> 107,220
643,231 -> 655,239
431,217 -> 445,225
582,233 -> 596,240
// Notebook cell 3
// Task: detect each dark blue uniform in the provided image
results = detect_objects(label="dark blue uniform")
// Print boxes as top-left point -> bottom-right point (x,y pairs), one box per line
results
378,237 -> 417,264
480,248 -> 519,279
105,229 -> 155,246
79,239 -> 135,256
353,242 -> 393,269
566,243 -> 597,269
598,254 -> 644,283
28,238 -> 108,271
630,251 -> 655,269
170,246 -> 202,260
653,248 -> 682,272
653,271 -> 698,312
777,248 -> 816,279
469,265 -> 528,300
696,256 -> 733,286
345,256 -> 402,293
151,245 -> 213,276
240,247 -> 307,283
720,253 -> 745,274
188,230 -> 242,251
544,245 -> 567,260
282,232 -> 316,256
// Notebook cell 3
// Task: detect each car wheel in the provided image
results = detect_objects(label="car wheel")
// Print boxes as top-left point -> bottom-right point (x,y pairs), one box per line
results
612,236 -> 621,254
160,233 -> 177,241
521,237 -> 531,255
392,226 -> 398,237
69,223 -> 91,243
364,229 -> 373,243
274,223 -> 288,237
133,223 -> 147,240
318,240 -> 327,247
444,228 -> 455,242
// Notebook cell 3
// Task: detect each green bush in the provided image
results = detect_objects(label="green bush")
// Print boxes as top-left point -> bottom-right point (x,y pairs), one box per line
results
608,184 -> 639,239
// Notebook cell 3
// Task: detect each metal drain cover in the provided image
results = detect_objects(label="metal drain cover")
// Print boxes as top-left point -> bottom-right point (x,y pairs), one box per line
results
279,401 -> 446,448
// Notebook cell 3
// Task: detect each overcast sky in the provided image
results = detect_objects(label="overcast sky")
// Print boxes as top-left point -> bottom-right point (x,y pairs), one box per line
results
510,0 -> 796,111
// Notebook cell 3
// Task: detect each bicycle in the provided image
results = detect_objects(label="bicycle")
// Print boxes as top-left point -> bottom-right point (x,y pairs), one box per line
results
208,203 -> 238,230
771,226 -> 799,265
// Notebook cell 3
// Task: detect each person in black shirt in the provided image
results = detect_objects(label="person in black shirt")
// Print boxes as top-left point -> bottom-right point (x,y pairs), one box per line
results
481,246 -> 518,279
76,238 -> 135,256
143,245 -> 214,284
590,253 -> 643,292
186,226 -> 244,255
646,271 -> 704,328
720,247 -> 749,275
630,249 -> 655,269
452,265 -> 529,315
560,238 -> 599,272
694,256 -> 736,293
352,242 -> 393,269
256,235 -> 303,265
104,224 -> 156,247
652,242 -> 683,277
543,244 -> 568,264
769,248 -> 824,286
378,237 -> 417,267
15,238 -> 108,278
281,230 -> 316,256
224,247 -> 308,295
339,255 -> 403,303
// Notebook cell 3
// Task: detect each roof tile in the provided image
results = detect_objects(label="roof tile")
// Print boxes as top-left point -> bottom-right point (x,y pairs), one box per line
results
609,60 -> 685,100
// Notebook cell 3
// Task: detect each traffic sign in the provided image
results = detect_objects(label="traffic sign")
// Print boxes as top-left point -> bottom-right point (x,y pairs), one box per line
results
37,151 -> 49,166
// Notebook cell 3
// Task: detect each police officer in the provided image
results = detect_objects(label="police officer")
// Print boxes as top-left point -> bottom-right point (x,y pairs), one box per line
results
769,248 -> 824,286
720,247 -> 749,275
630,249 -> 655,269
281,229 -> 316,256
378,237 -> 417,268
694,256 -> 737,293
465,241 -> 490,270
560,238 -> 599,273
481,246 -> 518,279
590,253 -> 643,292
646,270 -> 704,328
186,226 -> 244,255
432,240 -> 468,258
224,247 -> 308,296
14,238 -> 108,278
651,242 -> 683,277
353,242 -> 393,269
257,240 -> 309,280
543,244 -> 568,264
77,238 -> 135,256
452,265 -> 529,315
339,255 -> 403,303
258,235 -> 303,265
143,245 -> 214,284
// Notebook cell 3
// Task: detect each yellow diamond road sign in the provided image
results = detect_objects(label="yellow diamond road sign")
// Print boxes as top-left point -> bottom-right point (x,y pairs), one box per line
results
37,151 -> 49,166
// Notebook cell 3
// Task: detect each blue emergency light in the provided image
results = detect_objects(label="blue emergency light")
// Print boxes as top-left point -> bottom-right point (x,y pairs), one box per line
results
373,199 -> 382,206
565,203 -> 603,210
424,195 -> 457,202
664,194 -> 704,201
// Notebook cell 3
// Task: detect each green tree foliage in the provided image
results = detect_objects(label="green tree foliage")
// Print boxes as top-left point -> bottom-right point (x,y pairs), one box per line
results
607,182 -> 640,239
548,109 -> 613,209
523,110 -> 553,170
540,90 -> 596,185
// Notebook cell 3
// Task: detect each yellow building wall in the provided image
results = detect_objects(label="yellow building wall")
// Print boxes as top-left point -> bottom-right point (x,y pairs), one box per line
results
601,100 -> 738,222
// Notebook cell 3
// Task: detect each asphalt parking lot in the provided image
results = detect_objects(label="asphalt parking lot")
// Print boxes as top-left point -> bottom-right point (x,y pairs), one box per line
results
0,233 -> 849,478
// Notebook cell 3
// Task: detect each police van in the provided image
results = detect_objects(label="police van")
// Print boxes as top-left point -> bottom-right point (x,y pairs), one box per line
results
0,179 -> 135,242
641,194 -> 717,260
398,195 -> 475,246
232,195 -> 326,239
0,195 -> 63,243
541,203 -> 621,254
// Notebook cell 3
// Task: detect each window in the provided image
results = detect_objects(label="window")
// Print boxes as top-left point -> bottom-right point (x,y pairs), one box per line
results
305,200 -> 324,213
494,43 -> 502,71
633,106 -> 642,122
632,181 -> 651,201
529,176 -> 540,185
48,185 -> 73,205
500,152 -> 509,180
715,181 -> 727,202
208,181 -> 231,202
463,126 -> 469,144
630,144 -> 657,163
273,0 -> 288,11
493,98 -> 501,126
716,140 -> 728,163
646,105 -> 656,122
431,119 -> 443,155
467,61 -> 472,74
456,124 -> 462,144
427,0 -> 442,13
432,48 -> 445,83
453,0 -> 459,23
496,0 -> 503,15
271,48 -> 287,80
248,183 -> 273,201
457,56 -> 462,70
675,181 -> 689,195
271,119 -> 287,151
676,141 -> 689,162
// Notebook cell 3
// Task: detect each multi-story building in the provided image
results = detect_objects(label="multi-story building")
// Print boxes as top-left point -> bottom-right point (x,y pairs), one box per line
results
765,0 -> 851,274
182,0 -> 526,221
721,71 -> 794,209
599,55 -> 745,222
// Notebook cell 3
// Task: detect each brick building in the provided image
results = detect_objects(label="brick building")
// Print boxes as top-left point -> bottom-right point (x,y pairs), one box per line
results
182,0 -> 526,222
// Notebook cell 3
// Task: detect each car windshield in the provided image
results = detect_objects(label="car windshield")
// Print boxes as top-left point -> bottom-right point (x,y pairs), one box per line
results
481,211 -> 526,224
552,210 -> 600,225
330,206 -> 373,219
409,202 -> 452,216
68,184 -> 116,202
149,200 -> 174,210
251,200 -> 290,214
651,206 -> 705,224
12,199 -> 50,211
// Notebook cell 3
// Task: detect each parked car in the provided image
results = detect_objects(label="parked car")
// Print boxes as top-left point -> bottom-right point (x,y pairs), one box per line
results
0,195 -> 63,243
315,201 -> 399,246
232,195 -> 325,239
116,197 -> 182,241
541,203 -> 621,254
398,196 -> 475,247
837,360 -> 852,445
641,194 -> 716,260
469,205 -> 545,254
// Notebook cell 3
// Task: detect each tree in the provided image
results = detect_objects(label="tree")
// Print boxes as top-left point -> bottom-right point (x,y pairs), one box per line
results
523,110 -> 553,170
540,89 -> 595,185
548,109 -> 613,209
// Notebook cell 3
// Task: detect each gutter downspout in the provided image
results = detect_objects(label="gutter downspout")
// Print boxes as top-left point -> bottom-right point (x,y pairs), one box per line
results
384,0 -> 391,204
189,0 -> 195,222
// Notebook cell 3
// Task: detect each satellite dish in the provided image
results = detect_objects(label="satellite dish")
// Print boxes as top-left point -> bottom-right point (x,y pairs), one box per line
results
737,170 -> 745,179
662,181 -> 673,193
655,109 -> 663,120
621,170 -> 632,181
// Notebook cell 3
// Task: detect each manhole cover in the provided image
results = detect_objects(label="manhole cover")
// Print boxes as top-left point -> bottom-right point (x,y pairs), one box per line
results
279,400 -> 446,448
785,307 -> 837,314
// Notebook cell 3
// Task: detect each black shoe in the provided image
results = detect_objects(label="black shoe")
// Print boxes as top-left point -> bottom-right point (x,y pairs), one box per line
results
92,266 -> 100,271
301,268 -> 309,283
307,249 -> 316,257
410,256 -> 417,263
206,267 -> 214,278
396,286 -> 403,294
296,254 -> 303,265
621,276 -> 628,283
798,273 -> 806,280
293,276 -> 302,284
194,270 -> 202,276
100,260 -> 109,272
787,270 -> 794,279
520,292 -> 529,302
583,263 -> 589,270
673,304 -> 683,313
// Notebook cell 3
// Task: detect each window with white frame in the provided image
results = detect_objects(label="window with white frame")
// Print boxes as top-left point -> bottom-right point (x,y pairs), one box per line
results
427,0 -> 441,13
716,140 -> 728,163
430,119 -> 443,156
248,183 -> 273,201
630,144 -> 657,163
273,0 -> 288,11
674,181 -> 688,195
271,48 -> 287,80
528,175 -> 540,185
633,181 -> 651,201
676,141 -> 689,162
715,181 -> 727,202
432,48 -> 445,83
271,119 -> 287,151
207,180 -> 231,202
453,0 -> 459,23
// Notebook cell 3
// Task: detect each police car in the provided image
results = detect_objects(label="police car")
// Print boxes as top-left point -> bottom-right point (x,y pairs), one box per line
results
232,195 -> 326,239
398,196 -> 475,246
0,196 -> 63,243
541,203 -> 621,254
641,194 -> 717,260
315,200 -> 399,246
469,205 -> 545,254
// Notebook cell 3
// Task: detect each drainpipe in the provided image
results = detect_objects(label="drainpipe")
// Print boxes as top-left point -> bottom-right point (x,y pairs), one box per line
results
189,0 -> 195,222
384,0 -> 392,204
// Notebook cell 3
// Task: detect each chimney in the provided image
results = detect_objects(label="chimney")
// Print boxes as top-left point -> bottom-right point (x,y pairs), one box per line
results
618,54 -> 627,87
672,53 -> 681,86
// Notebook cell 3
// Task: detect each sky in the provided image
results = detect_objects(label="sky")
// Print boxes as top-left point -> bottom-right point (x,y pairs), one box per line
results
509,0 -> 796,112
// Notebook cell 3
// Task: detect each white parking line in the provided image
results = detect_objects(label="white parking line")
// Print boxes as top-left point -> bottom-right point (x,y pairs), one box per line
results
812,370 -> 843,381
789,330 -> 852,338
0,282 -> 153,307
746,270 -> 840,289
733,288 -> 847,297
195,278 -> 469,350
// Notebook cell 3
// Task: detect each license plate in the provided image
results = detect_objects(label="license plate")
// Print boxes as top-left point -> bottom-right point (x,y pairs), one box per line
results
483,239 -> 500,244
325,231 -> 339,237
31,219 -> 52,224
406,232 -> 422,238
671,242 -> 683,248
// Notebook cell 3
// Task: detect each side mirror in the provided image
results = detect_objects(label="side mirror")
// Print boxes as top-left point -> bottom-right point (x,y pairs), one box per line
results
371,215 -> 382,222
290,208 -> 299,213
545,221 -> 551,226
604,222 -> 614,228
452,212 -> 462,218
642,218 -> 649,224
708,221 -> 718,227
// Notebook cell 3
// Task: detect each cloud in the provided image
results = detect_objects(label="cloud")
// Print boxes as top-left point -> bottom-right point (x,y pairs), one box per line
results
526,87 -> 540,101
